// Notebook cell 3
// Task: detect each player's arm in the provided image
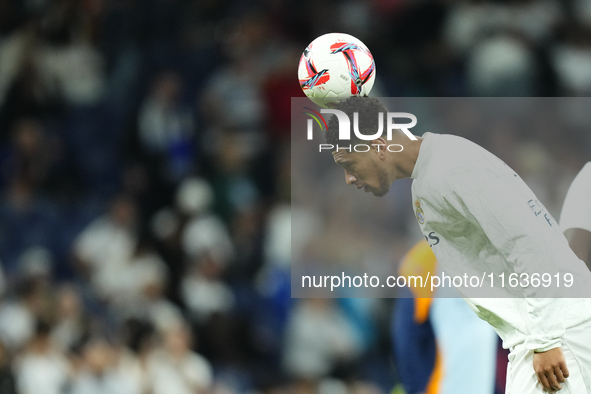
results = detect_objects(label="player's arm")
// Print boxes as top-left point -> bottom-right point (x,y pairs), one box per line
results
442,165 -> 569,391
560,163 -> 591,270
564,228 -> 591,269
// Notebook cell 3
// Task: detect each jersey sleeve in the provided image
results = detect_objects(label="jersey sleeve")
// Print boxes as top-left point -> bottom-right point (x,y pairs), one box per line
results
442,164 -> 567,352
560,162 -> 591,233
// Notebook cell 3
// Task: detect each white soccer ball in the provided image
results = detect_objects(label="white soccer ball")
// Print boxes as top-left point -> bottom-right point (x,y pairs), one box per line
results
298,33 -> 376,108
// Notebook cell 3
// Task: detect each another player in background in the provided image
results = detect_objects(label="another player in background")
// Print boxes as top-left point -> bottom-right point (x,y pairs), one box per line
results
392,240 -> 497,394
325,97 -> 591,393
559,162 -> 591,269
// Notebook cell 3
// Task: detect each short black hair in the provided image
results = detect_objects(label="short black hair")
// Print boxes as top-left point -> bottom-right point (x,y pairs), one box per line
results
325,96 -> 389,148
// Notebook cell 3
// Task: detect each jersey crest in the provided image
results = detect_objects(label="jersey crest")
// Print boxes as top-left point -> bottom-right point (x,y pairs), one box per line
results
415,199 -> 425,224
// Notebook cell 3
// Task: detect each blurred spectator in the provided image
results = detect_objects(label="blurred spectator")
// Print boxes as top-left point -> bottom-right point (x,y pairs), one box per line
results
180,177 -> 235,263
467,34 -> 537,96
445,1 -> 505,55
176,176 -> 214,218
283,298 -> 362,380
18,246 -> 53,281
15,320 -> 70,394
51,285 -> 88,352
0,279 -> 46,351
147,323 -> 213,394
118,239 -> 183,333
149,206 -> 185,303
2,119 -> 50,190
72,195 -> 138,298
201,27 -> 267,132
138,72 -> 196,182
208,132 -> 260,222
182,252 -> 234,324
69,339 -> 141,394
445,0 -> 560,56
552,24 -> 591,95
112,237 -> 168,309
36,0 -> 106,106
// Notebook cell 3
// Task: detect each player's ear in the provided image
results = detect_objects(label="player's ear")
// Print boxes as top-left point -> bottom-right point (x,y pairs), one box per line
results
372,137 -> 386,159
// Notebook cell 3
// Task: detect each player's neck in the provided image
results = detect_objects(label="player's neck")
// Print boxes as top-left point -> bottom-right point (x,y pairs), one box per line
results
391,136 -> 423,180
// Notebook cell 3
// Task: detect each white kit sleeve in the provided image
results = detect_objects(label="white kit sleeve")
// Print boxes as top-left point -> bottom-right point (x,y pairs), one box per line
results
560,162 -> 591,233
442,164 -> 567,352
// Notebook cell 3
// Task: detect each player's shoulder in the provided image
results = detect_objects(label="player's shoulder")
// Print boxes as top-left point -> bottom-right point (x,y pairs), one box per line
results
427,132 -> 489,159
576,162 -> 591,180
564,161 -> 591,201
431,133 -> 503,172
422,133 -> 514,197
421,133 -> 485,180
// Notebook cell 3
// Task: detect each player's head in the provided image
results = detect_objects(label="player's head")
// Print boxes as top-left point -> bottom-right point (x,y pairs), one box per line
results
325,96 -> 404,197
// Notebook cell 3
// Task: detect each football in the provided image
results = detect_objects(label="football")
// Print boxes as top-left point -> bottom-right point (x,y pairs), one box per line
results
298,33 -> 376,108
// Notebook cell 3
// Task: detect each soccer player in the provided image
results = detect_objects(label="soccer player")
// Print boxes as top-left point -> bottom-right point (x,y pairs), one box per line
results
560,162 -> 591,269
392,240 -> 497,394
325,97 -> 591,393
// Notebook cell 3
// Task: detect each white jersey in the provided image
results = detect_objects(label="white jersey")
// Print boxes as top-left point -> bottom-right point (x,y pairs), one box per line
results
560,162 -> 591,233
410,133 -> 591,352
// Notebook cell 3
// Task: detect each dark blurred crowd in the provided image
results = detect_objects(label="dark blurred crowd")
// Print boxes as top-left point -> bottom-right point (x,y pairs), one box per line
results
0,0 -> 591,393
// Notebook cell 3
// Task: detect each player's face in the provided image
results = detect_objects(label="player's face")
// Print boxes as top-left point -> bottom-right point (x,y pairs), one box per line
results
333,150 -> 391,196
